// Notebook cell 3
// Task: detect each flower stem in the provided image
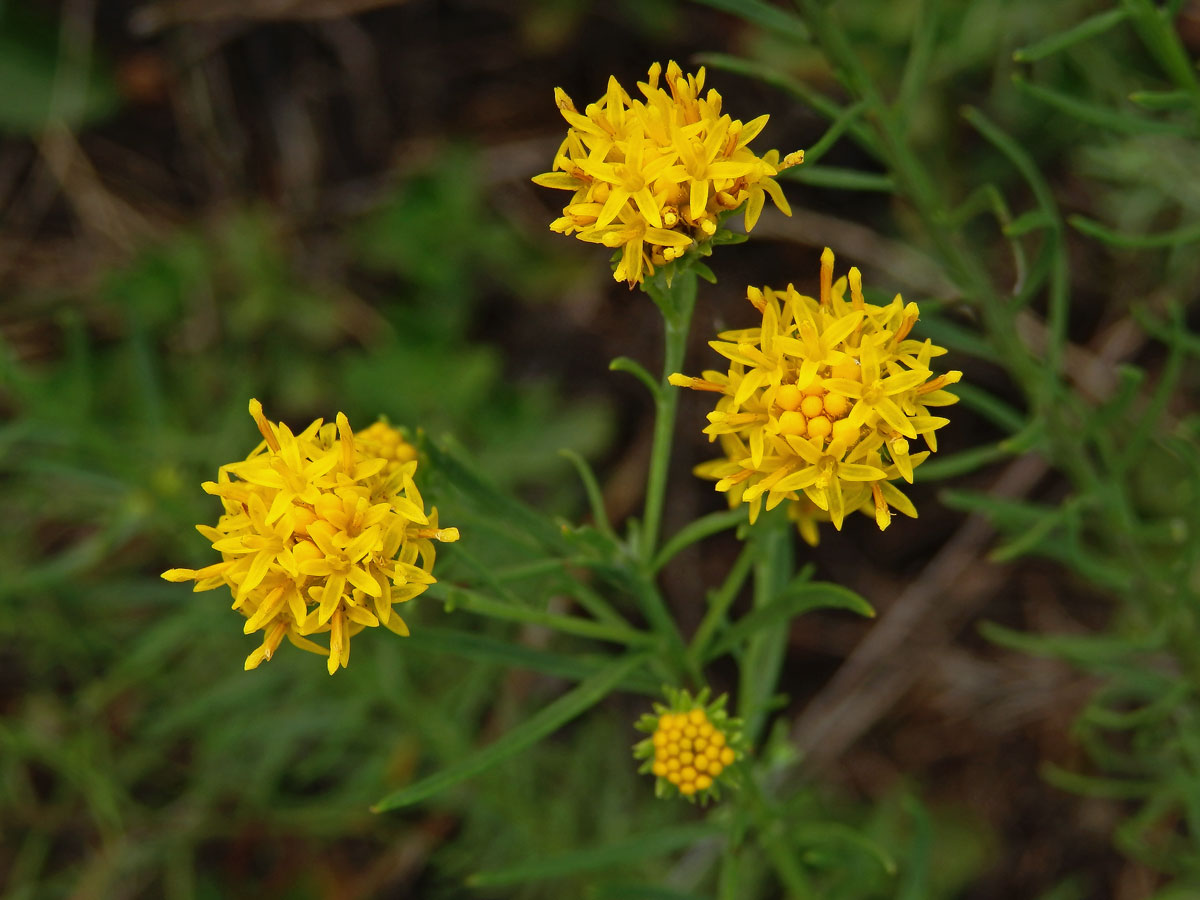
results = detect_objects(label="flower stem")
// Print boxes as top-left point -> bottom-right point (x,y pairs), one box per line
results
640,267 -> 698,563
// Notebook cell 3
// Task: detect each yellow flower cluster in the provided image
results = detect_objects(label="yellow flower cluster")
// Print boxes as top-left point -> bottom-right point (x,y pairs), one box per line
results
533,61 -> 802,286
162,400 -> 459,674
671,248 -> 961,539
634,690 -> 744,803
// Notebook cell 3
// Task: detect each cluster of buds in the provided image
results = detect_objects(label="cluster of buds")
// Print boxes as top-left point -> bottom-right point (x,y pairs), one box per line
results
533,61 -> 802,286
672,248 -> 961,542
634,689 -> 746,803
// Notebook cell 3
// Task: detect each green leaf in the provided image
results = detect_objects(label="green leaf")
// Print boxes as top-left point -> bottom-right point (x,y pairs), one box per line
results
707,581 -> 873,661
1119,0 -> 1200,113
653,508 -> 745,572
1068,215 -> 1200,249
1012,8 -> 1128,62
431,584 -> 656,648
792,821 -> 897,876
895,0 -> 939,125
1129,89 -> 1193,111
690,0 -> 809,42
560,448 -> 617,541
953,383 -> 1026,433
696,53 -> 882,156
372,653 -> 647,811
467,823 -> 722,887
913,441 -> 1011,481
780,165 -> 895,192
978,620 -> 1164,666
610,356 -> 661,399
1004,209 -> 1055,238
939,490 -> 1053,528
424,436 -> 569,554
1041,762 -> 1155,800
406,626 -> 660,694
1012,75 -> 1187,136
801,100 -> 868,166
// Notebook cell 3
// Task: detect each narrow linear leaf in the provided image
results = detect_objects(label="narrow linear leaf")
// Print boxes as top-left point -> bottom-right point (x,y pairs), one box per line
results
406,626 -> 660,694
802,100 -> 868,166
372,653 -> 646,811
560,448 -> 616,540
914,317 -> 998,364
1012,7 -> 1127,62
895,0 -> 939,123
610,356 -> 660,399
978,620 -> 1164,665
939,490 -> 1054,527
1082,683 -> 1189,731
897,795 -> 933,900
780,165 -> 894,192
696,53 -> 882,155
707,581 -> 873,661
792,821 -> 897,876
425,436 -> 569,554
1013,75 -> 1186,136
913,442 -> 1011,481
1069,215 -> 1200,249
1120,0 -> 1200,108
468,823 -> 722,887
433,585 -> 655,648
953,382 -> 1026,433
690,0 -> 809,42
1041,762 -> 1155,800
653,508 -> 746,572
1129,89 -> 1192,111
1004,209 -> 1055,238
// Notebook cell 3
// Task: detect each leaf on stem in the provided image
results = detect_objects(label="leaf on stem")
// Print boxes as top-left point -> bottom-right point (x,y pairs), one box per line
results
372,653 -> 647,811
467,823 -> 722,887
706,581 -> 874,662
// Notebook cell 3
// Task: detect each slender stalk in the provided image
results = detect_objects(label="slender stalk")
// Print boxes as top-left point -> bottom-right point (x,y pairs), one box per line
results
639,268 -> 698,562
738,519 -> 793,744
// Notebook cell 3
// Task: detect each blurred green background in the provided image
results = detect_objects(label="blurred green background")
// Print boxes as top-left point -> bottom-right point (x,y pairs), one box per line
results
4,0 -> 1200,897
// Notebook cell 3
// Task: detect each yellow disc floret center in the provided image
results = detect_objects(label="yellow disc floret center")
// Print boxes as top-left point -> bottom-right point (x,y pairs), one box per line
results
650,708 -> 737,796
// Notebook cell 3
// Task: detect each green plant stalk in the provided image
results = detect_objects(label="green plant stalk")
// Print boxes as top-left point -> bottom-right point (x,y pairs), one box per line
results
739,518 -> 793,745
640,267 -> 698,563
743,776 -> 815,899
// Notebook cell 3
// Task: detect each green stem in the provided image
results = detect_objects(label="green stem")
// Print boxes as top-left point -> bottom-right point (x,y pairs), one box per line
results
744,777 -> 815,899
639,268 -> 698,563
739,517 -> 794,745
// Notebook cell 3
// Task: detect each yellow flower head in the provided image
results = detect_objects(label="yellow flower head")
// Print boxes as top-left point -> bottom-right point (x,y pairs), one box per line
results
162,400 -> 459,674
633,688 -> 745,804
671,248 -> 961,538
533,61 -> 803,287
